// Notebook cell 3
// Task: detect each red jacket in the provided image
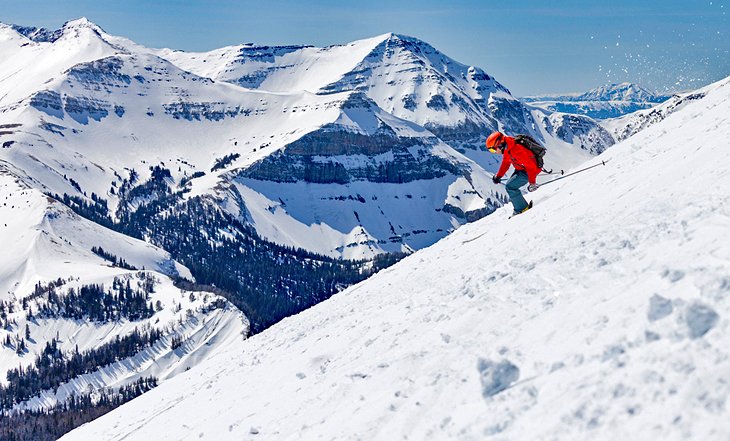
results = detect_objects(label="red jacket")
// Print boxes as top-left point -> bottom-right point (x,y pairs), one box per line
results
494,136 -> 542,184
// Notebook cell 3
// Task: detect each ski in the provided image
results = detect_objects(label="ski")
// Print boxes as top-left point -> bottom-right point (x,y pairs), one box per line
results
508,201 -> 533,219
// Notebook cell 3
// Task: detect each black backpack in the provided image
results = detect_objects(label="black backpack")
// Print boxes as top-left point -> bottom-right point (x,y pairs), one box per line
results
514,134 -> 546,169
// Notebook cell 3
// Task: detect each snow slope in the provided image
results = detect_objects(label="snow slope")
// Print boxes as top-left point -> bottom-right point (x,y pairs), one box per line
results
62,76 -> 730,440
0,19 -> 118,106
0,164 -> 187,297
0,165 -> 248,410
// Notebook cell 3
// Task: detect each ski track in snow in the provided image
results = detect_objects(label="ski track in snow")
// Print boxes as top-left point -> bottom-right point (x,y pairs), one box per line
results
61,78 -> 730,440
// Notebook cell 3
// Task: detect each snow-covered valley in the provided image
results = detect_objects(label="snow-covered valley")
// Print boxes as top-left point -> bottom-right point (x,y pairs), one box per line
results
61,74 -> 730,440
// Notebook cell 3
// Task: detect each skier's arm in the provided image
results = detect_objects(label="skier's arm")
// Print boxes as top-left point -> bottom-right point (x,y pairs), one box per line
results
495,155 -> 511,179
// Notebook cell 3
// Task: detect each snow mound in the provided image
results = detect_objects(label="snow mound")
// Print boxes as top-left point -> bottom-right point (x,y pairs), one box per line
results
62,76 -> 730,440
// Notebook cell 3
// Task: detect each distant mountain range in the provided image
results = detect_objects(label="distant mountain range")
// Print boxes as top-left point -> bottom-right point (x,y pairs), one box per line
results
523,82 -> 672,119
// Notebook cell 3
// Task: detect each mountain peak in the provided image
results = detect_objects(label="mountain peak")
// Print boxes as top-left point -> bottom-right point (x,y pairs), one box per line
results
379,32 -> 429,46
579,82 -> 660,102
60,17 -> 107,38
62,17 -> 102,31
7,17 -> 106,43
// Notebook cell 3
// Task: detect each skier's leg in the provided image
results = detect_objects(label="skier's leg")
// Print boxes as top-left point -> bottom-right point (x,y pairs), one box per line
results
505,171 -> 528,213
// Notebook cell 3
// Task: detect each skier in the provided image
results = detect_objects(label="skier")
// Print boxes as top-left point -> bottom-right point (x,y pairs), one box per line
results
485,131 -> 542,216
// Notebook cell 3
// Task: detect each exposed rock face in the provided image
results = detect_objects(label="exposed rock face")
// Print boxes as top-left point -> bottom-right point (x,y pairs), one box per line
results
29,90 -> 111,124
489,96 -> 533,136
63,96 -> 110,124
66,57 -> 132,89
162,102 -> 254,121
425,120 -> 496,147
10,24 -> 63,43
284,124 -> 418,157
30,90 -> 64,118
442,202 -> 499,222
241,127 -> 459,185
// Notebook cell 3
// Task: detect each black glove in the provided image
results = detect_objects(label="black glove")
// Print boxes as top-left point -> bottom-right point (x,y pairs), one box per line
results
527,183 -> 539,192
492,175 -> 501,184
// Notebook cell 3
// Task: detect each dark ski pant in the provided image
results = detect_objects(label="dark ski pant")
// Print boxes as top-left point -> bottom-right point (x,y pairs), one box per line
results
505,170 -> 529,213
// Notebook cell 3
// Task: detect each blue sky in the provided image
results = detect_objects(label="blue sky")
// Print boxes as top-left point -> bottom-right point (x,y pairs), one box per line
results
2,0 -> 728,96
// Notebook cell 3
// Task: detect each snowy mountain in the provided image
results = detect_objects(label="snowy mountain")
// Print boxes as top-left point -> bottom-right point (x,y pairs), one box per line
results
0,164 -> 248,415
158,33 -> 522,142
0,22 -> 499,260
577,82 -> 667,102
0,18 -> 610,264
62,74 -> 730,441
524,82 -> 671,119
157,32 -> 614,155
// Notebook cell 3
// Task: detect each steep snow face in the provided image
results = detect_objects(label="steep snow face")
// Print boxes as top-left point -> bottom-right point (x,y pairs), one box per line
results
62,77 -> 730,440
317,34 -> 512,132
161,33 -> 513,133
157,35 -> 387,95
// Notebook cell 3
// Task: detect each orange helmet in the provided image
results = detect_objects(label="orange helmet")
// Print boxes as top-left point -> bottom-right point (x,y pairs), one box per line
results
486,131 -> 506,153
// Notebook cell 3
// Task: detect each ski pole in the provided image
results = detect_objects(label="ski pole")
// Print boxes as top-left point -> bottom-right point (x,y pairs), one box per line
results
538,160 -> 609,187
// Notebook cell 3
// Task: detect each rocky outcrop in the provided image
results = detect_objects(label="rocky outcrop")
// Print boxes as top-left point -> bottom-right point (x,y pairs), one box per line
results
240,142 -> 459,185
66,57 -> 132,90
30,90 -> 64,119
239,123 -> 461,184
64,96 -> 110,124
30,90 -> 112,124
162,102 -> 256,121
285,123 -> 417,156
